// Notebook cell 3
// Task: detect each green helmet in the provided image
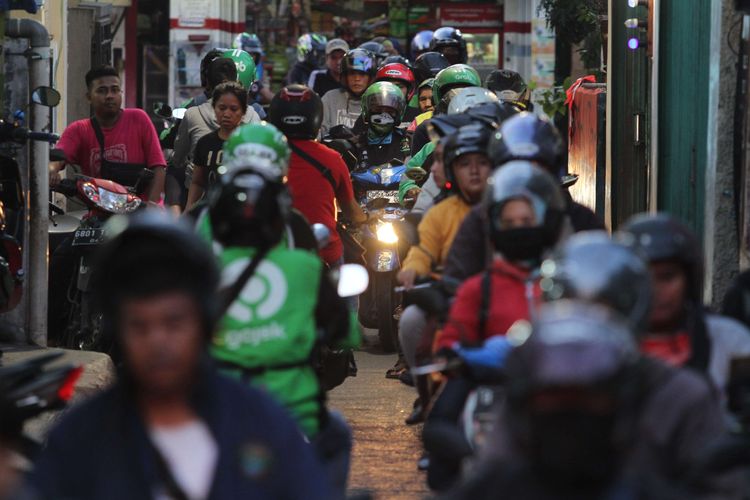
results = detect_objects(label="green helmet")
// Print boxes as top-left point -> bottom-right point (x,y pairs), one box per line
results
432,64 -> 481,106
361,81 -> 406,137
221,122 -> 290,180
222,48 -> 256,88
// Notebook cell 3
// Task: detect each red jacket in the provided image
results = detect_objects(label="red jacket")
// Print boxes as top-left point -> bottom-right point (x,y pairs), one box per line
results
435,259 -> 539,352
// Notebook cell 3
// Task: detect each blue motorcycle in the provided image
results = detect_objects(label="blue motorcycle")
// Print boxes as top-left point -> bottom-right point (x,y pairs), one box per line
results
351,163 -> 407,352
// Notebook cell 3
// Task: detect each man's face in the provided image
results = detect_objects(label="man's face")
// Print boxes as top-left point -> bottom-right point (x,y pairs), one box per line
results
87,75 -> 122,118
648,261 -> 688,330
119,292 -> 204,397
327,50 -> 346,75
418,88 -> 434,112
346,72 -> 371,96
453,152 -> 491,203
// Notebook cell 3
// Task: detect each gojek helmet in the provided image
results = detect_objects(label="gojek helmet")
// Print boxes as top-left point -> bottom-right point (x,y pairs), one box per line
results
361,81 -> 406,137
221,122 -> 290,180
221,48 -> 257,88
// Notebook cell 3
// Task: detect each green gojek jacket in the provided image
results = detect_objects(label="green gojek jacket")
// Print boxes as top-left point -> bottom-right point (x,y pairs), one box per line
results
197,215 -> 360,438
399,141 -> 436,204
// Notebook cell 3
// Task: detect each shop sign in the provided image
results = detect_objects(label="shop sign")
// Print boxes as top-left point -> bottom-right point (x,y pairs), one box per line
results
440,3 -> 502,29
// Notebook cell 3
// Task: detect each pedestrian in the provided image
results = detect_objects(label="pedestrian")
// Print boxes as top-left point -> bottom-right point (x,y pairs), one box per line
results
308,38 -> 349,97
268,84 -> 367,267
28,211 -> 332,499
185,82 -> 247,210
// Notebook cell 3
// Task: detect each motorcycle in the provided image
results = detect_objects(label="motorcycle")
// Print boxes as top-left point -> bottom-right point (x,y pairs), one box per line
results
50,169 -> 151,351
349,163 -> 408,352
0,86 -> 62,313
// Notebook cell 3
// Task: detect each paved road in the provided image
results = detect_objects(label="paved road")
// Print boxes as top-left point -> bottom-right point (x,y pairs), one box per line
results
329,330 -> 429,500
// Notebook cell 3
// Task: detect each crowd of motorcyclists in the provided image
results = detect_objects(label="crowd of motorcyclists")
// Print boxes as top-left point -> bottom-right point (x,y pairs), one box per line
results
1,25 -> 750,500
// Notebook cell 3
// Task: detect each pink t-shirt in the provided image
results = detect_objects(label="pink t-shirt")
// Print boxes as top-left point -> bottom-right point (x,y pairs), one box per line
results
56,108 -> 165,178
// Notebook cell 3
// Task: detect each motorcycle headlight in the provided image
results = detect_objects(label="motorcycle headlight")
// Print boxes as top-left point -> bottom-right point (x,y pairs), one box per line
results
376,222 -> 399,244
84,182 -> 141,214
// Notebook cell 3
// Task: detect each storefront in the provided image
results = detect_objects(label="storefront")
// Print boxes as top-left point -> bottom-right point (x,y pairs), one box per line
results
438,2 -> 503,80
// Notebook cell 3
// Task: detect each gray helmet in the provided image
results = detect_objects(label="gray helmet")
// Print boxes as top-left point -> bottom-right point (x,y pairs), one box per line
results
447,86 -> 499,115
541,231 -> 652,334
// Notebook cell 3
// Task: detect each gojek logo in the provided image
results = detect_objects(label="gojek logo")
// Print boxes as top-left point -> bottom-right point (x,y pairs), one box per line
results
222,259 -> 288,322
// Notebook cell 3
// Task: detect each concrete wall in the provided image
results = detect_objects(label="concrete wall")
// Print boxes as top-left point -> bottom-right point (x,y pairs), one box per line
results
704,0 -> 742,306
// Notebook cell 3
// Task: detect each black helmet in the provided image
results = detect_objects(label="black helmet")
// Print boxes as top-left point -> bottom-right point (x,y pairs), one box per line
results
485,69 -> 529,103
428,113 -> 474,141
620,213 -> 703,303
466,101 -> 523,130
358,41 -> 389,66
200,48 -> 227,89
506,300 -> 639,489
413,51 -> 451,83
340,48 -> 376,79
487,112 -> 565,176
486,161 -> 566,263
93,211 -> 220,338
541,231 -> 652,333
208,168 -> 290,250
380,54 -> 412,69
442,123 -> 492,191
410,30 -> 434,58
268,84 -> 323,139
429,27 -> 468,65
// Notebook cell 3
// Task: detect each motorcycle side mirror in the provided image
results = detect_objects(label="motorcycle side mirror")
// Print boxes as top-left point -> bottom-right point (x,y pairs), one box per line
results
49,148 -> 68,163
336,264 -> 369,298
561,174 -> 579,189
312,223 -> 331,249
153,102 -> 173,119
405,167 -> 427,183
172,108 -> 187,120
366,198 -> 388,211
31,86 -> 61,108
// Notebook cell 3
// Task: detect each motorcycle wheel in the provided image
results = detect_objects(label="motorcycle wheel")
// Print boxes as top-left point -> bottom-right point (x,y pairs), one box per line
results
375,271 -> 398,353
357,280 -> 378,329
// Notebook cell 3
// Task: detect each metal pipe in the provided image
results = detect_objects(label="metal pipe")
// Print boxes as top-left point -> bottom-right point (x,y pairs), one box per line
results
649,0 -> 660,213
6,19 -> 51,347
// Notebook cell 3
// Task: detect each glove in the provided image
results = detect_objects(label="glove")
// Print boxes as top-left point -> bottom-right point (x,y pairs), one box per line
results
454,336 -> 512,371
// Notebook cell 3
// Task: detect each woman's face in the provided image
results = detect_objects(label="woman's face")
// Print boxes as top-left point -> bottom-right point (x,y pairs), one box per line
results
214,93 -> 245,132
453,152 -> 491,203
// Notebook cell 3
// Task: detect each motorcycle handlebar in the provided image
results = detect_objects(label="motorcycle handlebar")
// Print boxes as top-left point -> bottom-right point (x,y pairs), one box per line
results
24,130 -> 60,143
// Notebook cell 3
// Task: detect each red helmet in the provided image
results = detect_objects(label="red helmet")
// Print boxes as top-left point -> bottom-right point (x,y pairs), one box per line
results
374,63 -> 416,101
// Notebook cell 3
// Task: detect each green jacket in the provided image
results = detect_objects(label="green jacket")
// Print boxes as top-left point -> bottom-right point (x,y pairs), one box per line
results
198,215 -> 360,437
399,141 -> 436,204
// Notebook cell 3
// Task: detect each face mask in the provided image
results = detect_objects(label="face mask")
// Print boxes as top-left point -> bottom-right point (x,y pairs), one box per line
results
369,113 -> 395,137
492,227 -> 548,263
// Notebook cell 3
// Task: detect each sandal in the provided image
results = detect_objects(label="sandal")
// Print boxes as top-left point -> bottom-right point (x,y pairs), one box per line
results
385,358 -> 408,379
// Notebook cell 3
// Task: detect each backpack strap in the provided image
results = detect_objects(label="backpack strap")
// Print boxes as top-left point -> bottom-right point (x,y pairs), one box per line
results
288,142 -> 338,191
90,117 -> 106,163
478,270 -> 492,338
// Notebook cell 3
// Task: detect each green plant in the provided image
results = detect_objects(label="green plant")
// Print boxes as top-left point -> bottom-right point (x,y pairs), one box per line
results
529,77 -> 573,121
537,0 -> 606,71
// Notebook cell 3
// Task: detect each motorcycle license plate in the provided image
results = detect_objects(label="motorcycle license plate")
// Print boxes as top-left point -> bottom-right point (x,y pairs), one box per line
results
72,227 -> 105,246
365,190 -> 399,205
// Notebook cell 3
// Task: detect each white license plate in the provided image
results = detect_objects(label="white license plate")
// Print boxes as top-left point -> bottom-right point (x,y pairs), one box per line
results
365,190 -> 399,205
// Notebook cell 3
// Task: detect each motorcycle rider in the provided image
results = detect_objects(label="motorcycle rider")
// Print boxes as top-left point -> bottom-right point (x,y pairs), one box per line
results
172,49 -> 261,207
411,64 -> 482,157
268,84 -> 367,266
373,62 -> 420,124
353,81 -> 411,168
393,124 -> 493,381
412,51 -> 451,85
286,33 -> 328,85
185,82 -> 248,210
411,30 -> 434,59
417,78 -> 435,113
444,112 -> 604,282
621,213 -> 750,397
308,38 -> 350,97
485,69 -> 532,110
320,48 -> 376,137
443,301 -> 727,500
423,162 -> 570,491
233,32 -> 274,105
29,211 -> 332,499
202,124 -> 360,498
47,64 -> 167,344
429,27 -> 468,65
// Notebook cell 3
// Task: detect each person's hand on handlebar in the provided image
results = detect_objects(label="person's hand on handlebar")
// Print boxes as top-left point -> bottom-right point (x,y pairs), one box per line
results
397,268 -> 418,290
48,162 -> 64,188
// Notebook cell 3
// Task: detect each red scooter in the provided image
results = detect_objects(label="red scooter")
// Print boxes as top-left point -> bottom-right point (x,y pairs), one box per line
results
51,168 -> 151,351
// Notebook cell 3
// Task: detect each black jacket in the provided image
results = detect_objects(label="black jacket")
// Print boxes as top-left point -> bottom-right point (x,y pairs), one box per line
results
28,367 -> 331,500
444,192 -> 605,281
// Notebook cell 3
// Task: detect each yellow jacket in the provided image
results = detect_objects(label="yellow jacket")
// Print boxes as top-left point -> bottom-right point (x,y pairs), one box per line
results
402,195 -> 472,275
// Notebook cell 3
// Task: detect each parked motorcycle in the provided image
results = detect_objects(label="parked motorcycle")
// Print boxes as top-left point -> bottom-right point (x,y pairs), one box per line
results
349,163 -> 408,352
50,170 -> 151,351
0,86 -> 61,314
